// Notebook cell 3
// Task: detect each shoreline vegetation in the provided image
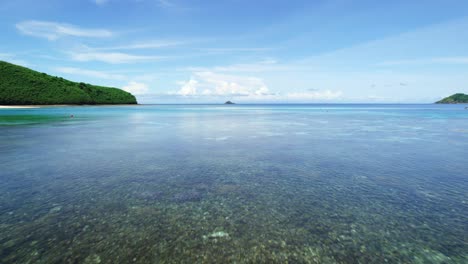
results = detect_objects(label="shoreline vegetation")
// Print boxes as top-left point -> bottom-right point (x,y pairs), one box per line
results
0,104 -> 139,109
436,93 -> 468,104
0,61 -> 137,105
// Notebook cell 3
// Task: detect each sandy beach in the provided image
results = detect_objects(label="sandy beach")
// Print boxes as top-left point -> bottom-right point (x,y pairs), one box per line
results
0,105 -> 40,109
0,105 -> 140,109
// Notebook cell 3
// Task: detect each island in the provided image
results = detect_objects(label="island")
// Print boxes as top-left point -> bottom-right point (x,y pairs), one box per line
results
224,101 -> 235,104
436,93 -> 468,104
0,61 -> 137,105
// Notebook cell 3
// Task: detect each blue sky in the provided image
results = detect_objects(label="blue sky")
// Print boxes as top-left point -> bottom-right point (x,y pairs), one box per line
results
1,0 -> 468,103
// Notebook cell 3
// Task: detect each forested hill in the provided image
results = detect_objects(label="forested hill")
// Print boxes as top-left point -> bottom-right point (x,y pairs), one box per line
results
0,61 -> 137,105
436,93 -> 468,104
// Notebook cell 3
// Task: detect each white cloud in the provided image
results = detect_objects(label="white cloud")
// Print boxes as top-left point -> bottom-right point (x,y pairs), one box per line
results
171,66 -> 343,102
69,51 -> 163,64
123,81 -> 150,95
177,79 -> 198,96
95,40 -> 185,51
16,20 -> 113,40
175,71 -> 272,97
55,67 -> 125,80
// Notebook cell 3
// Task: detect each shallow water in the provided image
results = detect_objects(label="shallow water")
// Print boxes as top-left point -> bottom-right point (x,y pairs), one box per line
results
0,104 -> 467,263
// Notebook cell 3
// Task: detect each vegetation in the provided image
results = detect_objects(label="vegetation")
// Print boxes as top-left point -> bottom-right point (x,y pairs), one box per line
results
0,61 -> 137,105
436,93 -> 468,104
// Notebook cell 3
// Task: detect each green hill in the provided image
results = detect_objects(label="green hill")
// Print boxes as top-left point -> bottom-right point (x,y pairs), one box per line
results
0,61 -> 137,105
436,93 -> 468,104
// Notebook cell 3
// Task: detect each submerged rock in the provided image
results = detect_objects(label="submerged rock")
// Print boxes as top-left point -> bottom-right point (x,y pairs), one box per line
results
208,231 -> 229,238
49,206 -> 62,213
84,254 -> 101,264
203,231 -> 230,240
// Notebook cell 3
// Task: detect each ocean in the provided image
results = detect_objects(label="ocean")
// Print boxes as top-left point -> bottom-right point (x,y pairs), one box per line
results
0,104 -> 467,263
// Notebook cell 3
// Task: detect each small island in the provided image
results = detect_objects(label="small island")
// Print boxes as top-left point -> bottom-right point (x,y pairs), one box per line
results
224,101 -> 235,105
436,93 -> 468,104
0,61 -> 137,105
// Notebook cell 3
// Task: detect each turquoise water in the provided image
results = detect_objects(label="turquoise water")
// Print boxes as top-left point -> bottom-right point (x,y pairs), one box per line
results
0,104 -> 467,263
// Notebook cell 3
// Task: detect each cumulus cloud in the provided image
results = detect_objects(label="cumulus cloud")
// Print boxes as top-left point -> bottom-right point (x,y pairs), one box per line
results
172,70 -> 343,102
175,71 -> 272,97
177,79 -> 198,96
123,81 -> 150,95
16,20 -> 113,40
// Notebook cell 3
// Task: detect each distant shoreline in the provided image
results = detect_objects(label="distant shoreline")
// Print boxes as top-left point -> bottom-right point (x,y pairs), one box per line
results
2,103 -> 468,109
0,104 -> 139,109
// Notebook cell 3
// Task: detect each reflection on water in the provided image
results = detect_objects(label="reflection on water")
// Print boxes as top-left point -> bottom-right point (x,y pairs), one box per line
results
0,104 -> 467,263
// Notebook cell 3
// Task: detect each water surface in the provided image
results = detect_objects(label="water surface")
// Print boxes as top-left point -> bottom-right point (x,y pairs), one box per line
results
0,104 -> 467,263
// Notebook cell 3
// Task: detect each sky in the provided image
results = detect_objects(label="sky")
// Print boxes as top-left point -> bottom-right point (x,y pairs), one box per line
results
1,0 -> 468,103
